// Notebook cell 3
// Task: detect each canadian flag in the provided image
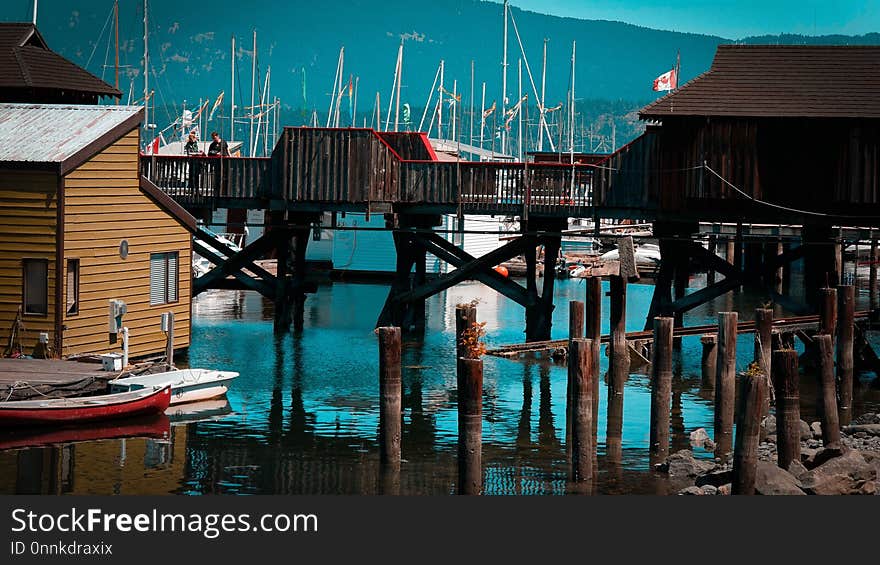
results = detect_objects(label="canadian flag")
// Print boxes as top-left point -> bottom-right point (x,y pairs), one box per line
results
653,69 -> 677,92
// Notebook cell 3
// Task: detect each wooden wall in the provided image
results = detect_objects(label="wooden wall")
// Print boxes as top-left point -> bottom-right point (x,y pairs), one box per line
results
0,170 -> 57,354
63,129 -> 192,359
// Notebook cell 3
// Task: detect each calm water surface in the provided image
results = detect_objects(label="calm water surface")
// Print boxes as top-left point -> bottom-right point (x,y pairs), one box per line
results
1,275 -> 878,495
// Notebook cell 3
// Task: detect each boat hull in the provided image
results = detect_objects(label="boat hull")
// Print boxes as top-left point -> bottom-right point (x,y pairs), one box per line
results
0,386 -> 171,427
110,369 -> 238,406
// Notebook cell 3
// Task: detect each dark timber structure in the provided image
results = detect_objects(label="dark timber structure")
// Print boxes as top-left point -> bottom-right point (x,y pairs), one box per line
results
143,45 -> 880,337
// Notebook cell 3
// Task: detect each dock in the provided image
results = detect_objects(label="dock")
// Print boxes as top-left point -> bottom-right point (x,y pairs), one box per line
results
0,359 -> 112,401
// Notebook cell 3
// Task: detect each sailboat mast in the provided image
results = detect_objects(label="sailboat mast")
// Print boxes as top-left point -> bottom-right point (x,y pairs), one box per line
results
451,79 -> 457,143
249,30 -> 257,156
479,82 -> 486,150
438,60 -> 444,138
143,0 -> 149,138
230,35 -> 235,143
394,44 -> 403,132
517,59 -> 522,160
352,77 -> 359,127
501,0 -> 509,155
114,0 -> 119,104
32,0 -> 37,24
538,38 -> 547,151
469,60 -> 474,147
569,40 -> 575,160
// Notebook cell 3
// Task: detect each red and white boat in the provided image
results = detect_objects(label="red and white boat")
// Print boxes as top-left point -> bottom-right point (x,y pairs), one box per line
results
0,386 -> 171,427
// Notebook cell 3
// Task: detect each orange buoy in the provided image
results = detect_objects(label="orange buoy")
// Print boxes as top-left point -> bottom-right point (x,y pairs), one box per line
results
494,265 -> 509,277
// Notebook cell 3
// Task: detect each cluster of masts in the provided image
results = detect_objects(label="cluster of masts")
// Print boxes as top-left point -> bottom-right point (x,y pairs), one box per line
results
90,0 -> 618,159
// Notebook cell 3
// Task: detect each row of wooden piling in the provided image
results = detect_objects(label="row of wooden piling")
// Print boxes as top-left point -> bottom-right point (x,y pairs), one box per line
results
377,282 -> 858,495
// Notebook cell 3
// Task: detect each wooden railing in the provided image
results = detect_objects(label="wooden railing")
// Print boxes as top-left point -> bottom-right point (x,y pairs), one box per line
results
140,155 -> 274,206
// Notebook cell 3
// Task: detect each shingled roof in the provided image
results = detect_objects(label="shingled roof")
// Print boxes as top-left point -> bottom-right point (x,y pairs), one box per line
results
640,45 -> 880,120
0,23 -> 121,102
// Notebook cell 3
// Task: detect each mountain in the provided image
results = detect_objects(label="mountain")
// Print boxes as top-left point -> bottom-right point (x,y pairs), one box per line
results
3,1 -> 878,149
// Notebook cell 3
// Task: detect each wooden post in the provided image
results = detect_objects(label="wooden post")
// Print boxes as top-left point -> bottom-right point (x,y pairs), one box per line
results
569,300 -> 584,341
754,307 -> 773,416
773,349 -> 800,470
569,338 -> 595,484
837,285 -> 855,426
775,239 -> 784,295
726,238 -> 736,266
455,304 -> 477,361
609,276 -> 628,386
700,334 -> 717,388
870,237 -> 877,309
457,357 -> 483,495
707,235 -> 716,285
731,372 -> 767,495
715,311 -> 738,461
649,317 -> 673,465
584,277 -> 601,342
377,327 -> 402,468
819,287 -> 837,340
816,334 -> 841,447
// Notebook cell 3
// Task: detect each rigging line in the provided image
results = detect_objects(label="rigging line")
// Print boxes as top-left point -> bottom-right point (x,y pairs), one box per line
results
704,163 -> 880,221
85,4 -> 114,73
100,14 -> 114,82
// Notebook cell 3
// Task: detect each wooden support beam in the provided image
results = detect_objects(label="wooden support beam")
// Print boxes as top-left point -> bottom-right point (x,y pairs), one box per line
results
773,349 -> 801,470
715,311 -> 738,461
192,240 -> 275,298
193,231 -> 279,294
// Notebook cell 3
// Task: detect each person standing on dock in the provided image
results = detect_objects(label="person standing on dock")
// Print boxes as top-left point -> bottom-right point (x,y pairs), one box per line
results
208,131 -> 230,157
184,131 -> 203,156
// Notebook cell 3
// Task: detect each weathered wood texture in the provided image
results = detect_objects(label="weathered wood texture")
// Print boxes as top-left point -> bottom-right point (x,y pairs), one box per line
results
457,357 -> 483,495
0,170 -> 57,353
836,285 -> 855,426
569,338 -> 595,483
377,327 -> 402,466
649,317 -> 673,464
731,373 -> 767,495
816,334 -> 841,447
64,130 -> 192,358
700,334 -> 717,388
773,349 -> 801,470
714,312 -> 738,461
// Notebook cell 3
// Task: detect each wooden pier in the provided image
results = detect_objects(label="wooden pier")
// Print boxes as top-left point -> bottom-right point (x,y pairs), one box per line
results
0,359 -> 110,401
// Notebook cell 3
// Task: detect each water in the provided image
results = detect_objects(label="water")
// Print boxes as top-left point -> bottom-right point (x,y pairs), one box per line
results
1,277 -> 878,495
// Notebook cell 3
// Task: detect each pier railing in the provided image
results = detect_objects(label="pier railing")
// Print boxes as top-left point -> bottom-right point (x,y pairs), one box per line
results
140,155 -> 274,206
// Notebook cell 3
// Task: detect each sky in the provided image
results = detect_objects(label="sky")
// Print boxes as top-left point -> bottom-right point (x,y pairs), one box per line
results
510,0 -> 880,39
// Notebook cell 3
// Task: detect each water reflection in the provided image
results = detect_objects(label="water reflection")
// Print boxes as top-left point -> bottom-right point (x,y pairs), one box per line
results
0,278 -> 878,495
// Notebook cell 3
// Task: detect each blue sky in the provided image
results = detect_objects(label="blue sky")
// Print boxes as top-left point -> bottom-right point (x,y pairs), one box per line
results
511,0 -> 880,39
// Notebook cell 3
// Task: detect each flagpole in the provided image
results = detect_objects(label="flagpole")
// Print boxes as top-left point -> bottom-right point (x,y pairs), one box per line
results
479,83 -> 486,152
675,50 -> 681,90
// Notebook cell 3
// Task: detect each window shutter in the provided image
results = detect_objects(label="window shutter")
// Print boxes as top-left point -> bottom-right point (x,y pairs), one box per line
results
150,253 -> 167,305
168,253 -> 178,302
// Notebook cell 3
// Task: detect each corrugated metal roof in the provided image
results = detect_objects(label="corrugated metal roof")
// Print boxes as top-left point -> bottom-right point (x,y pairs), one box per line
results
0,104 -> 141,163
640,45 -> 880,119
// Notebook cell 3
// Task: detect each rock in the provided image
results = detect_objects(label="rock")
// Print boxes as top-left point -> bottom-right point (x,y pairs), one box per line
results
806,439 -> 821,449
761,415 -> 777,437
811,421 -> 823,439
809,445 -> 847,469
717,483 -> 732,495
844,424 -> 880,437
860,481 -> 877,495
801,447 -> 819,467
701,484 -> 718,495
663,450 -> 716,491
800,420 -> 813,441
696,469 -> 733,488
704,439 -> 716,451
787,460 -> 810,481
801,449 -> 877,495
853,413 -> 880,425
690,428 -> 711,448
755,461 -> 806,495
678,486 -> 705,496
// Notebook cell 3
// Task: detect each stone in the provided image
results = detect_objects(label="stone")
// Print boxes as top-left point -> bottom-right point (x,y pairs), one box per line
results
853,413 -> 880,425
800,420 -> 813,441
690,428 -> 711,448
844,424 -> 880,437
761,415 -> 777,437
801,447 -> 819,467
755,461 -> 806,495
811,421 -> 823,439
801,449 -> 877,495
704,439 -> 716,451
700,484 -> 718,495
696,469 -> 733,488
717,483 -> 732,495
787,460 -> 810,481
678,486 -> 705,496
663,450 -> 716,491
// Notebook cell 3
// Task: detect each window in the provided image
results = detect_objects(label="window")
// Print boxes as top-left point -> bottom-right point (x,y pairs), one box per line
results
150,252 -> 179,305
66,259 -> 80,316
23,259 -> 48,316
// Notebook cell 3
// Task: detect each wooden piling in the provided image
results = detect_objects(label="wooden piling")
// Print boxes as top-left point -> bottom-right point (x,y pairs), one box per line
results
726,238 -> 736,266
457,357 -> 483,495
649,317 -> 673,465
455,304 -> 477,361
837,285 -> 855,426
776,240 -> 784,295
164,311 -> 175,368
569,300 -> 585,341
819,287 -> 837,340
715,311 -> 738,461
609,276 -> 629,386
870,237 -> 877,309
773,349 -> 800,470
731,372 -> 767,495
816,334 -> 841,447
700,334 -> 717,388
584,277 -> 601,341
569,338 -> 595,483
377,327 -> 402,468
707,235 -> 716,285
754,308 -> 773,416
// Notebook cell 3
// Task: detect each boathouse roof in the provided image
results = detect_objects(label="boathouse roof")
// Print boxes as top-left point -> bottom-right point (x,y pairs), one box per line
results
0,103 -> 142,173
0,22 -> 121,103
640,44 -> 880,120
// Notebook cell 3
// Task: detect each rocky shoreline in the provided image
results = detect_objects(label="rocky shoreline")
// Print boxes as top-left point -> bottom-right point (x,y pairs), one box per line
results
659,413 -> 880,495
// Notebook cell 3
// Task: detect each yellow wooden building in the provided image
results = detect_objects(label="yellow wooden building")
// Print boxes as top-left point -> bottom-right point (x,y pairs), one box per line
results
0,103 -> 194,359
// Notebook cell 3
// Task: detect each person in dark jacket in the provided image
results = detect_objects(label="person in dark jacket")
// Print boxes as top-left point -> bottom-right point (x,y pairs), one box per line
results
184,131 -> 202,156
208,131 -> 230,156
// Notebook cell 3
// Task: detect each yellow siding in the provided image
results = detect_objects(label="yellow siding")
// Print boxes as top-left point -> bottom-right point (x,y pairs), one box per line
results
63,129 -> 192,359
0,171 -> 57,354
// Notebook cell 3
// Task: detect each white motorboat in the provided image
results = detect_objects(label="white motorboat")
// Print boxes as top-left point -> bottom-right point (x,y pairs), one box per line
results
110,369 -> 239,406
599,243 -> 662,269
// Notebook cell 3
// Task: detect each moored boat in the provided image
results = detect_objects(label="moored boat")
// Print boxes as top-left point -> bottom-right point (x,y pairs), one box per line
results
0,386 -> 171,427
110,369 -> 239,405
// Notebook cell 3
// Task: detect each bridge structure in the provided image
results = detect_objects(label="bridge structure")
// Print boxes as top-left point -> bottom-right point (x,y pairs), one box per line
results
141,123 -> 878,340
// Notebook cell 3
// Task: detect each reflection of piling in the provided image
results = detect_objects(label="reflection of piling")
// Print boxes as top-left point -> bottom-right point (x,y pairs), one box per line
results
773,349 -> 800,470
816,334 -> 841,447
377,327 -> 402,461
731,372 -> 766,495
649,317 -> 673,465
700,334 -> 717,388
457,357 -> 483,495
569,338 -> 595,485
837,285 -> 855,426
714,312 -> 738,461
